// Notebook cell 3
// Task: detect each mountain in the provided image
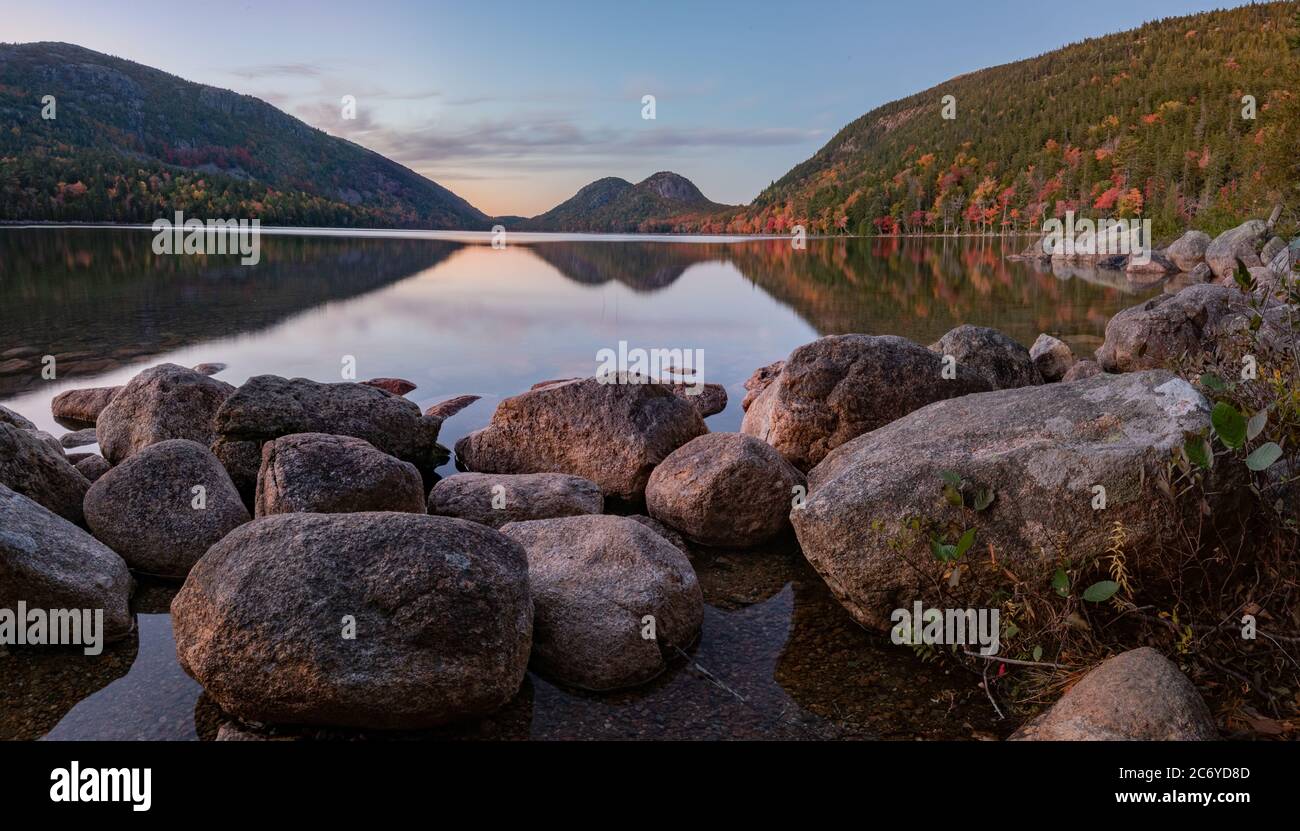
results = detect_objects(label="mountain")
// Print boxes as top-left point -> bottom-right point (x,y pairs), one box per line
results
519,171 -> 731,232
0,42 -> 489,228
691,1 -> 1298,239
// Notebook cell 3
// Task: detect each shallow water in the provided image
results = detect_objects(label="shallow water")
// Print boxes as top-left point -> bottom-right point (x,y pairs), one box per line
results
0,228 -> 1163,740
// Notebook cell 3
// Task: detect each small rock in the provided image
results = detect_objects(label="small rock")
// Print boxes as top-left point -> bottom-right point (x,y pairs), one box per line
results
646,433 -> 805,547
74,455 -> 111,483
192,363 -> 228,377
741,360 -> 784,411
255,433 -> 426,517
84,439 -> 250,577
1029,334 -> 1073,382
1012,648 -> 1217,740
1205,219 -> 1266,280
429,472 -> 602,529
501,515 -> 702,691
361,377 -> 417,396
1062,359 -> 1103,381
424,394 -> 481,420
60,428 -> 98,449
931,325 -> 1042,389
669,382 -> 727,417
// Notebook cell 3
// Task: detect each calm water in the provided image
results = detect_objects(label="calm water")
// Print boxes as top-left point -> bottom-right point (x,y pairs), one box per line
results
0,228 -> 1163,740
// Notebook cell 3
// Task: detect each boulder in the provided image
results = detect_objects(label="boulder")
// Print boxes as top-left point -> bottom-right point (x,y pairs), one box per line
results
1095,284 -> 1287,372
1062,359 -> 1104,382
74,455 -> 111,483
96,364 -> 235,464
362,377 -> 416,396
255,433 -> 427,517
455,376 -> 706,501
741,335 -> 992,471
627,514 -> 690,554
646,433 -> 804,547
741,360 -> 784,411
1125,251 -> 1178,278
213,375 -> 444,482
0,483 -> 133,642
429,472 -> 602,529
192,363 -> 228,377
792,370 -> 1214,630
1029,334 -> 1073,382
210,436 -> 264,507
500,515 -> 702,691
50,386 -> 120,424
0,422 -> 89,525
1163,230 -> 1212,272
171,512 -> 532,729
1012,648 -> 1217,740
931,325 -> 1042,389
670,382 -> 727,417
1260,236 -> 1287,268
84,439 -> 250,578
1205,219 -> 1266,280
0,404 -> 36,430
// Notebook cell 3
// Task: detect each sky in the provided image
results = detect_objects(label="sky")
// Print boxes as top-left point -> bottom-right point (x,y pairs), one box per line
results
5,0 -> 1237,217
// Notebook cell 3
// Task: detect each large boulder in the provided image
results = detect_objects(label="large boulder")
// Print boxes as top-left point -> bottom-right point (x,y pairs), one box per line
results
932,325 -> 1042,389
1062,359 -> 1104,382
1012,648 -> 1217,740
51,386 -> 120,425
1205,219 -> 1266,280
0,422 -> 89,525
255,433 -> 426,517
1163,230 -> 1212,272
429,472 -> 602,529
84,439 -> 250,578
0,404 -> 36,430
455,376 -> 706,501
792,370 -> 1214,630
96,364 -> 234,464
500,515 -> 702,691
646,433 -> 804,547
1095,284 -> 1286,372
213,375 -> 444,486
0,483 -> 133,642
1029,333 -> 1073,382
171,512 -> 532,729
741,335 -> 992,471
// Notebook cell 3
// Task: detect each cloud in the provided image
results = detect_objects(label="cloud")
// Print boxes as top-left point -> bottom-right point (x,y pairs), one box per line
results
229,62 -> 326,79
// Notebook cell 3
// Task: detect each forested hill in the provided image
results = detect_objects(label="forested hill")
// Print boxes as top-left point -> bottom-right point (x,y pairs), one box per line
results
692,2 -> 1299,238
518,171 -> 732,232
0,42 -> 490,228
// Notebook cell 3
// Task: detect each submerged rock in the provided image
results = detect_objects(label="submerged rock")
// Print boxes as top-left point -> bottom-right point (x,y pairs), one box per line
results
172,512 -> 532,729
741,335 -> 992,471
429,472 -> 602,529
424,394 -> 481,420
792,370 -> 1215,630
84,439 -> 250,578
255,433 -> 427,517
646,432 -> 804,547
501,515 -> 702,691
455,376 -> 706,501
1012,648 -> 1217,740
362,377 -> 417,396
0,483 -> 133,642
1029,333 -> 1073,382
192,363 -> 228,377
59,428 -> 97,449
96,364 -> 235,464
51,386 -> 120,425
0,422 -> 89,525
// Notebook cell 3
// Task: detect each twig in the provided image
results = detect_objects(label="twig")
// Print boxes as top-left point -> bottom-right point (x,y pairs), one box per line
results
962,651 -> 1073,670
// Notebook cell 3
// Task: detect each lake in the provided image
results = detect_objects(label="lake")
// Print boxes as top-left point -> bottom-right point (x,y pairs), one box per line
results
0,227 -> 1163,740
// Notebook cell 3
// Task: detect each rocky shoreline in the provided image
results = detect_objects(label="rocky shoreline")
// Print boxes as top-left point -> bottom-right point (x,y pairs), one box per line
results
2,215 -> 1295,740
